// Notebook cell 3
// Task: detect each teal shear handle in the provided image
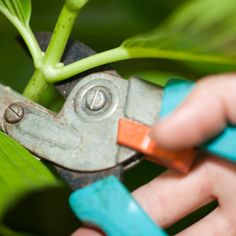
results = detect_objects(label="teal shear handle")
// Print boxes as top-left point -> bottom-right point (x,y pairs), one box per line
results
161,79 -> 236,163
69,176 -> 167,236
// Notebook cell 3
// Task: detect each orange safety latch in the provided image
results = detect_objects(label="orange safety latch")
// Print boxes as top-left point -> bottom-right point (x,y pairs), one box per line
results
117,118 -> 196,174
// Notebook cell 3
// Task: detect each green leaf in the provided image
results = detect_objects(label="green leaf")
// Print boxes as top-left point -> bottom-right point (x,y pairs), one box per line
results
0,0 -> 42,65
0,0 -> 31,26
122,0 -> 236,65
0,131 -> 60,221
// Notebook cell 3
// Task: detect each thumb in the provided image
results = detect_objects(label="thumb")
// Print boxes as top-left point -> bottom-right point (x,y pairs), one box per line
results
153,73 -> 236,149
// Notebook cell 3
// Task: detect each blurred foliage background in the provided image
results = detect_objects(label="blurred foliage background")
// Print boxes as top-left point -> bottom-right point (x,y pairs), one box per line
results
0,0 -> 226,235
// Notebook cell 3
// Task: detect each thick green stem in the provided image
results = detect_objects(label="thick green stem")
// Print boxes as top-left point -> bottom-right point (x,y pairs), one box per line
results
45,46 -> 236,83
23,70 -> 48,102
24,0 -> 88,101
42,4 -> 79,66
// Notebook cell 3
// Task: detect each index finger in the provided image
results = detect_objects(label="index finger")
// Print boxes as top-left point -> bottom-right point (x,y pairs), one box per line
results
153,73 -> 236,149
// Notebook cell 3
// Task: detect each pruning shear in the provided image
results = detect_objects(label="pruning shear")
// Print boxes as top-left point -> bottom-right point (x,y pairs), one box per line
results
0,32 -> 236,236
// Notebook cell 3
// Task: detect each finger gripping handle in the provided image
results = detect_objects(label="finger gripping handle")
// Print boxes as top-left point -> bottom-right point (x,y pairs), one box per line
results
162,79 -> 236,162
69,176 -> 167,236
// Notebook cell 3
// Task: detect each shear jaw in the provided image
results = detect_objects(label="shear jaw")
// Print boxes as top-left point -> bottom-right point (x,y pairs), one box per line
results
1,72 -> 132,171
1,72 -> 163,172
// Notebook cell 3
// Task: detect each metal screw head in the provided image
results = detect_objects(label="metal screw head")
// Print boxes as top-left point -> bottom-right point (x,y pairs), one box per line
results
4,103 -> 24,124
85,87 -> 107,111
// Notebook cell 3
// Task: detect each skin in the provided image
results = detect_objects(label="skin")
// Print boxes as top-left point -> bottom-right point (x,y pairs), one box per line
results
72,73 -> 236,236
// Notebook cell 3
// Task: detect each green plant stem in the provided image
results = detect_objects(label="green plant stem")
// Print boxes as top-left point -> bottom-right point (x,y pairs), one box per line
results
44,47 -> 129,83
0,6 -> 42,66
42,4 -> 79,66
23,1 -> 87,101
44,46 -> 236,83
20,26 -> 43,67
23,70 -> 48,102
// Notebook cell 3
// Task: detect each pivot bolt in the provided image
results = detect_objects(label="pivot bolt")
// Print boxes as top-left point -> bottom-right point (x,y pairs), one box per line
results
4,103 -> 24,124
85,87 -> 107,111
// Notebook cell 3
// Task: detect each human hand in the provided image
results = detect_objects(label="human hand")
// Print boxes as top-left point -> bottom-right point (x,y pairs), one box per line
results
72,73 -> 236,236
